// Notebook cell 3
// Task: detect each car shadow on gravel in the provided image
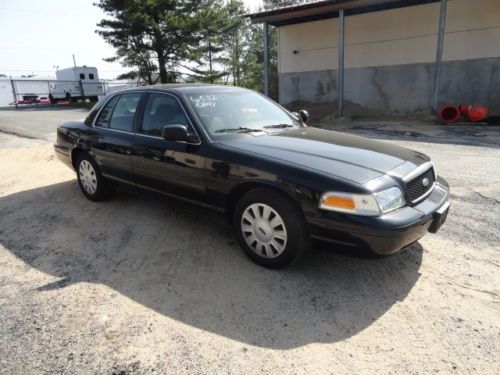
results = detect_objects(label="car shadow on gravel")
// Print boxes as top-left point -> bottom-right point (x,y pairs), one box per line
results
0,181 -> 423,349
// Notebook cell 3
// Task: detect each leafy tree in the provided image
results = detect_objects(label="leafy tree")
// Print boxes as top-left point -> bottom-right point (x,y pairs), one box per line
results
105,46 -> 157,85
95,0 -> 311,92
222,0 -> 247,86
95,0 -> 211,84
236,0 -> 312,98
265,0 -> 314,8
183,0 -> 248,85
185,0 -> 231,83
116,71 -> 138,80
235,0 -> 282,99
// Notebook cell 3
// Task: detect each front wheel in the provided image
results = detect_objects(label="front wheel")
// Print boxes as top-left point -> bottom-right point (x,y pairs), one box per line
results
233,188 -> 310,268
76,153 -> 113,201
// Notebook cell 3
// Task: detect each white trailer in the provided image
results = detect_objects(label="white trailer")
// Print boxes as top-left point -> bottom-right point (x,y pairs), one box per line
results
50,66 -> 104,102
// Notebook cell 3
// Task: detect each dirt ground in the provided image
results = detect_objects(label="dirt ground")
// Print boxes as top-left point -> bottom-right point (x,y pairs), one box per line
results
0,114 -> 499,374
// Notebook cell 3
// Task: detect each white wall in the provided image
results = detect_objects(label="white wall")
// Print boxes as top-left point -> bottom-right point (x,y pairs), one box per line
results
279,18 -> 339,73
278,0 -> 500,74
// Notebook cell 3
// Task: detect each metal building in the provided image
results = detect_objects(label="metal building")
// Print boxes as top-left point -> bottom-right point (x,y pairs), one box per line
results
247,0 -> 500,118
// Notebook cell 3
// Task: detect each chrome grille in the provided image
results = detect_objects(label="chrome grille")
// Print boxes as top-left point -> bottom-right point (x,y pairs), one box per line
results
406,167 -> 435,202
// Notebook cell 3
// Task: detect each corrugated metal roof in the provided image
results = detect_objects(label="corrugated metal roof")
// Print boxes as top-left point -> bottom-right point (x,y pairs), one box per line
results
246,0 -> 440,27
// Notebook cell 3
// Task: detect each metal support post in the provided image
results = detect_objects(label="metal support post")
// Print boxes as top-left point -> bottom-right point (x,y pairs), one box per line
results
433,0 -> 447,113
263,21 -> 270,97
10,77 -> 17,109
337,9 -> 345,117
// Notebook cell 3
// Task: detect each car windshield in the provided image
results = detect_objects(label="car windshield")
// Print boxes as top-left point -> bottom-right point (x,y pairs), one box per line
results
185,90 -> 301,137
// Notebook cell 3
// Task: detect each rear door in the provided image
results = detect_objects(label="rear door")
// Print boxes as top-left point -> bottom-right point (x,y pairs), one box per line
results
81,70 -> 103,97
90,92 -> 143,183
130,92 -> 206,202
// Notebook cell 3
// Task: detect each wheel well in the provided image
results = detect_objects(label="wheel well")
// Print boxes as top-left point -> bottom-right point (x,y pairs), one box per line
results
225,182 -> 302,221
71,148 -> 86,169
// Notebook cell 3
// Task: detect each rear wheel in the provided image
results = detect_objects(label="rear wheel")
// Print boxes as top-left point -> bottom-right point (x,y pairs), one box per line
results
76,153 -> 113,201
233,188 -> 310,268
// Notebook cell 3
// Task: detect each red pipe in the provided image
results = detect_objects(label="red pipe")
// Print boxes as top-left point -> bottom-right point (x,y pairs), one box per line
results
467,105 -> 488,122
438,105 -> 461,123
458,103 -> 468,115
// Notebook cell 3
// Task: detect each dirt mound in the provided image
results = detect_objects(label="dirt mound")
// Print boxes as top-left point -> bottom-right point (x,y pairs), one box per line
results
283,100 -> 434,123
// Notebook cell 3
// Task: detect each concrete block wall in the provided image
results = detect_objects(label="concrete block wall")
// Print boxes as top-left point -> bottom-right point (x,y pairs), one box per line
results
278,0 -> 500,117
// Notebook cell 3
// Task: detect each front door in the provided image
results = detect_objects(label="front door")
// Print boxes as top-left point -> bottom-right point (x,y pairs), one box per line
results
90,92 -> 142,183
131,92 -> 206,202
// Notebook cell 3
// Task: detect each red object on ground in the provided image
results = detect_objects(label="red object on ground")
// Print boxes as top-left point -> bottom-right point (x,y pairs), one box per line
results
438,105 -> 461,123
467,105 -> 488,122
458,103 -> 468,115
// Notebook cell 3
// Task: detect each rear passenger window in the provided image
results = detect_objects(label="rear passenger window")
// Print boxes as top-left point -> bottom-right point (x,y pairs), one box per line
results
108,93 -> 141,131
95,96 -> 119,128
94,93 -> 141,131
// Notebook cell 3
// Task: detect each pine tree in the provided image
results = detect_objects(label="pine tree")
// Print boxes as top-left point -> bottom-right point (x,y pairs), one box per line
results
95,0 -> 211,84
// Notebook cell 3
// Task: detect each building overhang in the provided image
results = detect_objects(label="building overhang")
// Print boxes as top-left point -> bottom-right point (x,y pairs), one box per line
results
246,0 -> 440,27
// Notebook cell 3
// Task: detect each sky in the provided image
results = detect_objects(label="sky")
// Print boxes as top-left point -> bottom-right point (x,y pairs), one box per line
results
0,0 -> 264,80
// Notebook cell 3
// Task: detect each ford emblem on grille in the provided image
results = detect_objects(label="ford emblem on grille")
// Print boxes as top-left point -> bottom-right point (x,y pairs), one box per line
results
422,177 -> 430,187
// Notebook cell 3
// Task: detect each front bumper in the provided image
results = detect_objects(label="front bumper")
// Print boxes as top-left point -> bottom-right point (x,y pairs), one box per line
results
307,177 -> 450,255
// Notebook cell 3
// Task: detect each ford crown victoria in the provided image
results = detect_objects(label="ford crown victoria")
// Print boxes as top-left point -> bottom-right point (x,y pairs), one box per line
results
54,85 -> 450,268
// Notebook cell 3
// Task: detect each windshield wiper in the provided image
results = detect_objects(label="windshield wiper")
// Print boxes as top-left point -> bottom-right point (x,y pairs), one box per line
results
215,127 -> 264,133
263,123 -> 295,129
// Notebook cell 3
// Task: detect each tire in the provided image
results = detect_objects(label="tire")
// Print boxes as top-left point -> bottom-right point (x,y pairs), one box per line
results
233,188 -> 310,268
76,153 -> 113,201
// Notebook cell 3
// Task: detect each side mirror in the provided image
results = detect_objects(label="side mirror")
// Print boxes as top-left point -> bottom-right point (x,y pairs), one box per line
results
162,124 -> 199,144
298,109 -> 309,123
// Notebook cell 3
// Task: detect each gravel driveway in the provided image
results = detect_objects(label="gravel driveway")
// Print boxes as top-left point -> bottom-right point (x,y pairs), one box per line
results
0,109 -> 498,374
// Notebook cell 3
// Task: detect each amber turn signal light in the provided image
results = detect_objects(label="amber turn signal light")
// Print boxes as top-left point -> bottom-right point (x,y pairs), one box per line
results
322,195 -> 355,209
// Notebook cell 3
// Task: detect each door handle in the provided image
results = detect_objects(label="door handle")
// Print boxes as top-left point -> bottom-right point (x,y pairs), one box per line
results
96,137 -> 104,144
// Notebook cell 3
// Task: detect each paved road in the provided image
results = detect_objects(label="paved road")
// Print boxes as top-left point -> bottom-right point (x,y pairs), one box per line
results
0,106 -> 88,142
320,119 -> 500,148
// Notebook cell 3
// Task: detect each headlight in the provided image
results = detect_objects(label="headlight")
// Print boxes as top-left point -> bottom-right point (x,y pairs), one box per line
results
373,187 -> 406,213
319,187 -> 405,216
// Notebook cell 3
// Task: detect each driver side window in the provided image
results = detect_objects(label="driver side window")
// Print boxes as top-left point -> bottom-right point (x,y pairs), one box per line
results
140,93 -> 189,137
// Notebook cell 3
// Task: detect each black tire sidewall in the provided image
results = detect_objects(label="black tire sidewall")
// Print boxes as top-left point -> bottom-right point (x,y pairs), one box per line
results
233,188 -> 309,268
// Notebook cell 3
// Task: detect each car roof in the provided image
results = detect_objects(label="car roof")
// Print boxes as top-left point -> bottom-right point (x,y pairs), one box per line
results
121,83 -> 250,95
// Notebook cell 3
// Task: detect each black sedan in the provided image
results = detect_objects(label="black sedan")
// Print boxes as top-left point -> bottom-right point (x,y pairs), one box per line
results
54,85 -> 450,268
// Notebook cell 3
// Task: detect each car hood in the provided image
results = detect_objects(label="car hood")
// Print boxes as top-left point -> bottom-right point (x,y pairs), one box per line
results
220,127 -> 430,184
